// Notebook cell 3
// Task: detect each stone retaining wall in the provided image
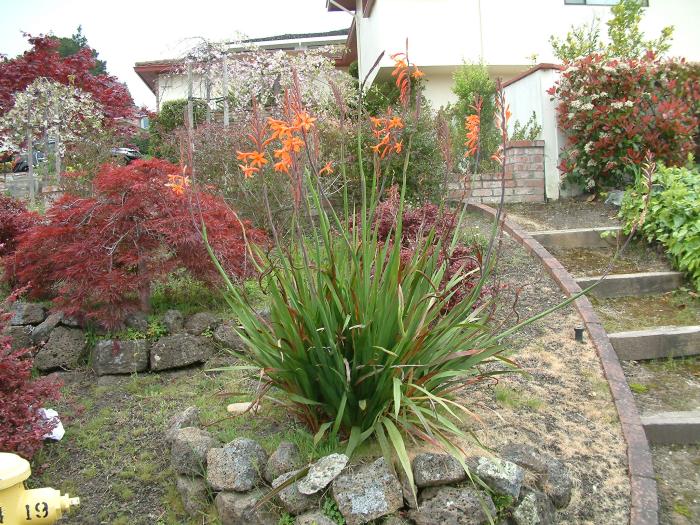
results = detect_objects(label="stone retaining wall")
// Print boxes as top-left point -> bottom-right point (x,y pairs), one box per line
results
448,140 -> 545,204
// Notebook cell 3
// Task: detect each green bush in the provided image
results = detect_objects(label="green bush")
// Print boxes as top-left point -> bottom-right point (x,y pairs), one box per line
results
620,163 -> 700,289
149,99 -> 208,161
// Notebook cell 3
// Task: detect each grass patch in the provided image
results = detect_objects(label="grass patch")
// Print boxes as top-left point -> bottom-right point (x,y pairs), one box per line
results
673,502 -> 692,518
629,382 -> 650,394
494,385 -> 543,411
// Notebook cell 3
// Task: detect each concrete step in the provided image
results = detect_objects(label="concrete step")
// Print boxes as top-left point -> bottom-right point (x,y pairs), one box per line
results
530,226 -> 622,249
610,326 -> 700,360
576,271 -> 685,298
641,410 -> 700,444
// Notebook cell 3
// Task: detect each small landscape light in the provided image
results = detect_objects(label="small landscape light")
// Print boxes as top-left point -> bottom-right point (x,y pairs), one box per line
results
574,327 -> 585,343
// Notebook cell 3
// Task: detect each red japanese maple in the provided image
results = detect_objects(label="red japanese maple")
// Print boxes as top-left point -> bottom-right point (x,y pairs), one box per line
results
0,34 -> 134,122
0,296 -> 62,459
6,159 -> 266,327
0,195 -> 40,257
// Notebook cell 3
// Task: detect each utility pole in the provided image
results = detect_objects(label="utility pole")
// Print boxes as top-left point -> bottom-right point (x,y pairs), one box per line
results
187,61 -> 194,130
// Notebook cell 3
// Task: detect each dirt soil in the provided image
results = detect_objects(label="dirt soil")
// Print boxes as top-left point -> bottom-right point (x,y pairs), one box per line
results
653,444 -> 700,525
452,212 -> 631,524
622,358 -> 700,414
505,199 -> 620,232
550,243 -> 672,277
593,291 -> 700,333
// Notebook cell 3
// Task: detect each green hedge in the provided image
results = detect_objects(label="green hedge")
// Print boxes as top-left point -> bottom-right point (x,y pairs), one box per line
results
620,164 -> 700,289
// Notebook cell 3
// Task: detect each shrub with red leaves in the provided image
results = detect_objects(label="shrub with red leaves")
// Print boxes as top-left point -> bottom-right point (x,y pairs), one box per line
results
6,159 -> 266,327
0,300 -> 61,459
372,187 -> 483,310
549,54 -> 699,189
0,195 -> 40,257
0,34 -> 134,123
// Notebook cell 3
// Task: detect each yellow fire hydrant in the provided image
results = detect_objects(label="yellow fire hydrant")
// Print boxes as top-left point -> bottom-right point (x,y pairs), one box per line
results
0,452 -> 79,524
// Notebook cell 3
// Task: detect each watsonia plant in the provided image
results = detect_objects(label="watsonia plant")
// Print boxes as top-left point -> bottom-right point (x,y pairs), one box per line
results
195,50 -> 586,502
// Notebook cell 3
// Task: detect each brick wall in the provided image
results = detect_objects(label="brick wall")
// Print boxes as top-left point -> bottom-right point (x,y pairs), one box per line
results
448,140 -> 545,204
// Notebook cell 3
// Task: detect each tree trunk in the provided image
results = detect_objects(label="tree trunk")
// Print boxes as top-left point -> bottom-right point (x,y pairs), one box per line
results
26,100 -> 35,208
137,255 -> 151,313
222,57 -> 229,128
54,132 -> 61,185
187,61 -> 194,130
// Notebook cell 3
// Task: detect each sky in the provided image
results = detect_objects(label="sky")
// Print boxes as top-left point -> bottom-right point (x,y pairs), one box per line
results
0,0 -> 351,109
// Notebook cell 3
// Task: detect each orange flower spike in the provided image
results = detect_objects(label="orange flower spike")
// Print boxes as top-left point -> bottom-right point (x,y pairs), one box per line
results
412,67 -> 425,79
394,141 -> 403,154
319,161 -> 334,176
248,151 -> 268,169
370,116 -> 383,128
387,116 -> 404,130
273,160 -> 290,173
293,112 -> 317,132
284,136 -> 305,153
236,151 -> 253,161
239,164 -> 259,179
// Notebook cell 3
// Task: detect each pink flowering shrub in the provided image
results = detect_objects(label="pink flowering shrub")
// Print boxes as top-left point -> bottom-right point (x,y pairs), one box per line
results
548,54 -> 699,190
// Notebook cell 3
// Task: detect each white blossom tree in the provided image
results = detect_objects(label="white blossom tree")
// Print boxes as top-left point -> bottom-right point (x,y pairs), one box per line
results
0,78 -> 102,205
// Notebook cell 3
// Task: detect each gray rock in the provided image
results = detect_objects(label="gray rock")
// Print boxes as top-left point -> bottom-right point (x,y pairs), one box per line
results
34,326 -> 86,371
604,189 -> 625,207
125,312 -> 149,332
31,312 -> 64,343
398,466 -> 418,509
296,511 -> 336,525
215,489 -> 279,525
412,486 -> 496,525
332,457 -> 403,525
3,325 -> 34,350
92,339 -> 149,375
298,453 -> 348,495
207,437 -> 267,492
501,444 -> 572,509
383,517 -> 413,525
213,320 -> 244,351
185,311 -> 220,335
163,309 -> 184,334
60,315 -> 81,327
512,490 -> 555,525
150,333 -> 214,371
412,453 -> 466,488
265,441 -> 303,483
10,302 -> 46,325
170,427 -> 217,476
165,406 -> 200,445
475,456 -> 524,499
273,469 -> 320,515
176,475 -> 210,517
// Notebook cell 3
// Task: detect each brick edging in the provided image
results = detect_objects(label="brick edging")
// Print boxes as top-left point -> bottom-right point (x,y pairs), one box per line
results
469,203 -> 658,525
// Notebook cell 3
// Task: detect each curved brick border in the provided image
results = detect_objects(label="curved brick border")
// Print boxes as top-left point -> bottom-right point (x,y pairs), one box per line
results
469,203 -> 658,525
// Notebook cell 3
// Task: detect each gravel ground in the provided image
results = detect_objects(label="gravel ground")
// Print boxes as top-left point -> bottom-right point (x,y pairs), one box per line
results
653,444 -> 700,525
452,212 -> 631,524
505,199 -> 620,231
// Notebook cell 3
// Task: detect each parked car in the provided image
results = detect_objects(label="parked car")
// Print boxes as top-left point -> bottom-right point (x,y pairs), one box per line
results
110,147 -> 142,165
12,151 -> 47,173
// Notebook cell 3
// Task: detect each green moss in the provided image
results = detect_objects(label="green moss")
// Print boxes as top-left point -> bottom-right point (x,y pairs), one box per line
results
629,382 -> 650,394
494,385 -> 543,411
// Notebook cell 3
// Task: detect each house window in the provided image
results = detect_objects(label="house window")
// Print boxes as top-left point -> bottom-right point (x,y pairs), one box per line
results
565,0 -> 648,5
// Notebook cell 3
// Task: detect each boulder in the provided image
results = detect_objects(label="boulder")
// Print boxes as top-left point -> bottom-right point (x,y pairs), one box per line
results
512,490 -> 555,525
207,437 -> 267,492
170,427 -> 217,476
215,489 -> 279,525
475,456 -> 524,499
296,511 -> 336,525
411,486 -> 496,525
332,457 -> 403,525
383,517 -> 413,525
185,311 -> 220,335
298,453 -> 348,495
604,190 -> 625,208
3,325 -> 34,350
412,452 -> 466,488
213,320 -> 244,351
165,406 -> 200,445
501,444 -> 572,509
125,312 -> 149,332
31,312 -> 64,344
150,334 -> 214,371
273,469 -> 320,515
265,441 -> 302,483
10,302 -> 46,325
92,339 -> 149,375
176,475 -> 210,517
60,315 -> 81,328
34,327 -> 86,371
163,309 -> 184,334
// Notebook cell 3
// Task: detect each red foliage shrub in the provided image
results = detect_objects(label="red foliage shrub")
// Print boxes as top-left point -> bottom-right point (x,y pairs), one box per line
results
6,159 -> 266,327
548,54 -> 699,189
0,34 -> 134,123
0,300 -> 62,459
372,187 -> 483,310
0,195 -> 40,257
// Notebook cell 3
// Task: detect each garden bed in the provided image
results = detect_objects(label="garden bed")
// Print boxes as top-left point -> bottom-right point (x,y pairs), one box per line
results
653,444 -> 700,525
549,242 -> 671,278
504,199 -> 619,232
23,212 -> 631,524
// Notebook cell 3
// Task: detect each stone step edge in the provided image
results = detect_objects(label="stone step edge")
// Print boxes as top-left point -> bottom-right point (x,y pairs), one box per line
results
641,411 -> 700,445
609,326 -> 700,361
468,203 -> 659,525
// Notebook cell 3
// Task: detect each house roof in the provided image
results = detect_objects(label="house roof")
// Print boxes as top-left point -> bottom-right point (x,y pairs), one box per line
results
326,0 -> 375,16
134,28 -> 351,95
502,63 -> 563,88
